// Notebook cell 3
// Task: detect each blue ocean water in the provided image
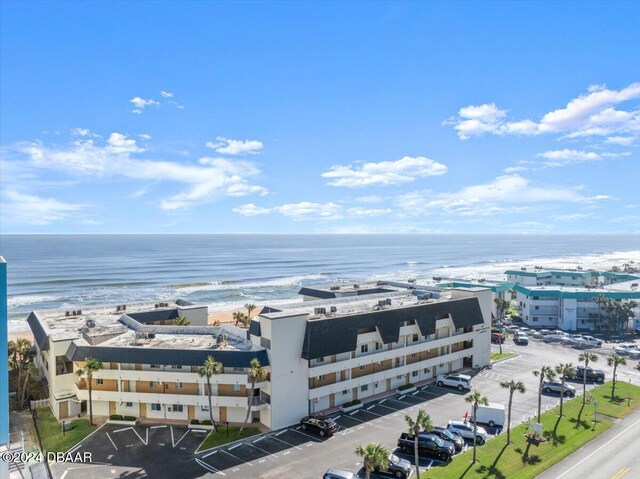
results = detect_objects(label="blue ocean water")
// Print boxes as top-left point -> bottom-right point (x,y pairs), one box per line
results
0,234 -> 638,330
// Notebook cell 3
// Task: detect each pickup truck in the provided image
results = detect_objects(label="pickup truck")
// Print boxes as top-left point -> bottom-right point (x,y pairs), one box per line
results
570,366 -> 605,383
397,432 -> 455,462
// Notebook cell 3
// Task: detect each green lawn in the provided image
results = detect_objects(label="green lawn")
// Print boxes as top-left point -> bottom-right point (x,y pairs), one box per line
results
585,380 -> 640,418
490,352 -> 516,362
422,381 -> 640,479
197,426 -> 260,452
35,408 -> 97,453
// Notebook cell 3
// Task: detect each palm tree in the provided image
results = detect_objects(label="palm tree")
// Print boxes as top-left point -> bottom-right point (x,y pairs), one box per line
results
533,366 -> 555,423
354,443 -> 389,479
500,380 -> 525,445
198,355 -> 223,432
239,358 -> 268,435
173,316 -> 191,326
578,352 -> 598,406
607,355 -> 627,400
233,311 -> 247,327
555,363 -> 576,417
245,303 -> 256,319
494,298 -> 510,355
14,338 -> 32,402
404,409 -> 433,479
76,357 -> 103,426
20,362 -> 40,407
465,391 -> 489,463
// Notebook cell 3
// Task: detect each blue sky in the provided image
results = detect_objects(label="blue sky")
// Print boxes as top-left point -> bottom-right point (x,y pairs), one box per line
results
1,1 -> 639,234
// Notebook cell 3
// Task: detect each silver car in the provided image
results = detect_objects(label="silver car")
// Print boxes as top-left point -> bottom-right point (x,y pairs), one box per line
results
543,381 -> 576,396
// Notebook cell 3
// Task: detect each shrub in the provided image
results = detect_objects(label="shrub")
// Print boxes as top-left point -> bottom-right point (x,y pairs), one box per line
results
190,419 -> 200,425
398,383 -> 415,391
342,399 -> 362,408
123,416 -> 137,422
201,419 -> 213,425
109,414 -> 123,421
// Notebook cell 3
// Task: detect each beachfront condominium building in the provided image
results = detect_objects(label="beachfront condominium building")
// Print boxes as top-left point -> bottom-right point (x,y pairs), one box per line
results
27,300 -> 269,425
27,285 -> 491,432
249,285 -> 491,430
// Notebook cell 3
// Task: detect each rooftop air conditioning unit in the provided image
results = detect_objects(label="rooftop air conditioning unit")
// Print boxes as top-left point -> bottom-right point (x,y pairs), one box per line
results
85,320 -> 95,328
122,305 -> 127,311
77,310 -> 82,315
385,298 -> 392,305
314,307 -> 326,315
147,333 -> 156,339
353,284 -> 359,289
116,305 -> 121,312
330,286 -> 340,291
330,306 -> 337,313
155,304 -> 159,308
378,300 -> 387,307
408,278 -> 416,283
65,311 -> 70,317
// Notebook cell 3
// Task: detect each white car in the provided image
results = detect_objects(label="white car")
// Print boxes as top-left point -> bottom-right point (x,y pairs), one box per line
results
627,347 -> 640,359
447,420 -> 488,444
544,332 -> 570,343
581,336 -> 602,347
436,374 -> 472,391
614,344 -> 636,355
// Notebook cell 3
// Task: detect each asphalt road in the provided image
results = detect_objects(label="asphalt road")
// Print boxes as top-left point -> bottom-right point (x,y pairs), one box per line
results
537,407 -> 640,479
49,336 -> 640,479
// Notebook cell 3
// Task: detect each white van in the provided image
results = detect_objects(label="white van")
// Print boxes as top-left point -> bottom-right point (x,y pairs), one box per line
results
472,403 -> 505,428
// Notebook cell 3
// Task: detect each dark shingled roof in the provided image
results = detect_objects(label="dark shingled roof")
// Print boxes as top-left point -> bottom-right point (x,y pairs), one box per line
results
298,286 -> 397,300
249,319 -> 261,337
27,312 -> 49,351
301,297 -> 484,360
65,342 -> 269,368
127,309 -> 179,324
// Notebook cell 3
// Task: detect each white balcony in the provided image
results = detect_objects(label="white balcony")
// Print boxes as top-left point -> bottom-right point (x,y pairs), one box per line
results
75,387 -> 249,408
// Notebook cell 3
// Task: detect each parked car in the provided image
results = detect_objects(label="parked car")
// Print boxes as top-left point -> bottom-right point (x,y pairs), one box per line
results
561,334 -> 583,345
299,416 -> 337,437
429,427 -> 465,452
544,332 -> 570,343
397,432 -> 455,462
323,469 -> 356,479
569,366 -> 605,383
371,453 -> 412,479
514,332 -> 529,345
446,420 -> 488,444
614,344 -> 636,356
436,374 -> 472,391
491,332 -> 505,344
581,336 -> 603,347
543,381 -> 576,396
532,330 -> 547,339
627,347 -> 640,359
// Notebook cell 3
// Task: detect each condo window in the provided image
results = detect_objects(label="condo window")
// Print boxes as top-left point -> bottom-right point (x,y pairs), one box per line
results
150,364 -> 160,369
342,390 -> 348,395
149,381 -> 156,387
535,306 -> 539,310
411,353 -> 416,358
96,378 -> 104,385
361,344 -> 368,353
412,334 -> 419,342
318,375 -> 324,381
424,368 -> 429,374
412,371 -> 418,377
360,385 -> 368,392
151,403 -> 161,411
171,365 -> 181,369
172,404 -> 184,412
316,356 -> 325,363
201,406 -> 209,412
232,384 -> 241,392
360,365 -> 366,371
176,382 -> 184,389
375,343 -> 382,350
126,402 -> 133,407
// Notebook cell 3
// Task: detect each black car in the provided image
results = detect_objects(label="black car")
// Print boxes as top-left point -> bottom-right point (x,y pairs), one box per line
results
397,432 -> 455,461
299,415 -> 337,437
371,453 -> 412,479
429,427 -> 464,452
571,366 -> 605,383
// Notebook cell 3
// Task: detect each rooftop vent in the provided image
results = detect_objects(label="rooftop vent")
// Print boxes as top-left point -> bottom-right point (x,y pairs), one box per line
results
330,286 -> 340,291
432,277 -> 442,281
154,304 -> 160,308
330,306 -> 338,313
408,278 -> 416,283
65,311 -> 70,317
353,284 -> 360,289
85,319 -> 95,328
314,307 -> 327,315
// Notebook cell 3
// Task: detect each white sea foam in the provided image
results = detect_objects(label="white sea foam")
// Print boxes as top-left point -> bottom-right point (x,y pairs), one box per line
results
7,294 -> 58,308
172,273 -> 327,294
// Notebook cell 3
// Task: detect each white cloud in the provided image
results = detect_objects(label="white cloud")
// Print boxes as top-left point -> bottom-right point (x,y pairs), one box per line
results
551,213 -> 596,221
605,136 -> 635,145
70,128 -> 90,137
129,96 -> 159,114
206,137 -> 264,155
2,190 -> 84,225
503,166 -> 530,173
274,202 -> 342,220
160,91 -> 173,98
446,82 -> 640,140
346,207 -> 393,217
10,133 -> 267,211
322,156 -> 447,187
232,203 -> 272,216
137,133 -> 152,140
537,149 -> 601,167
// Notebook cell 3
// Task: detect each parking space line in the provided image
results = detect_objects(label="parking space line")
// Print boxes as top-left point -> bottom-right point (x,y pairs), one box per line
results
366,405 -> 376,410
132,428 -> 148,445
398,394 -> 406,400
349,409 -> 360,416
221,448 -> 253,467
113,426 -> 133,433
289,428 -> 322,442
203,450 -> 218,458
105,432 -> 118,451
376,403 -> 401,412
269,435 -> 303,450
341,413 -> 365,423
196,457 -> 225,475
228,443 -> 242,451
359,409 -> 384,418
253,436 -> 266,443
274,429 -> 288,437
173,430 -> 190,448
150,425 -> 167,429
246,442 -> 278,459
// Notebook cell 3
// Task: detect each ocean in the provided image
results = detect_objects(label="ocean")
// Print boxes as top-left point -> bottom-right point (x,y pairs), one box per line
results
1,234 -> 638,333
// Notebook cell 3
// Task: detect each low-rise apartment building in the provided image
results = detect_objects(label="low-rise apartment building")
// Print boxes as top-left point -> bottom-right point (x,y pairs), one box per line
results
250,285 -> 491,430
28,285 -> 492,432
27,300 -> 269,425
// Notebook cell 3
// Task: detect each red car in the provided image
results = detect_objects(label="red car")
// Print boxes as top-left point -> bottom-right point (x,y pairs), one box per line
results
491,332 -> 504,344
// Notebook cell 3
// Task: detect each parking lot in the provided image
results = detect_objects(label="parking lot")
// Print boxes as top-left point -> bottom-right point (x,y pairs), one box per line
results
51,336 -> 640,479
